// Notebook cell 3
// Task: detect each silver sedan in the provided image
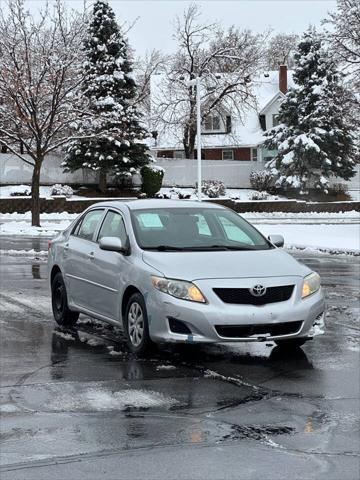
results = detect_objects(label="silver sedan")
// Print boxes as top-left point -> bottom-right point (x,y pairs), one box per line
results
48,200 -> 325,354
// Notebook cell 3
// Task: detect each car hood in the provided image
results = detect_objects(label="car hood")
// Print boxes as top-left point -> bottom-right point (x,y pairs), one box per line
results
142,248 -> 310,281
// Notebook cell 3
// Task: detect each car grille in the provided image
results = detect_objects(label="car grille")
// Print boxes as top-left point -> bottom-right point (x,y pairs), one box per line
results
213,285 -> 294,306
215,321 -> 302,338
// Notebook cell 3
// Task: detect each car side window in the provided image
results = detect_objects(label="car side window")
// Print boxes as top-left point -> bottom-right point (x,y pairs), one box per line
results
75,210 -> 104,241
98,211 -> 127,245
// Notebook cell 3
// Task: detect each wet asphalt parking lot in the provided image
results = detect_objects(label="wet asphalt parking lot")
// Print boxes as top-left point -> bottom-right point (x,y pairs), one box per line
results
0,236 -> 359,480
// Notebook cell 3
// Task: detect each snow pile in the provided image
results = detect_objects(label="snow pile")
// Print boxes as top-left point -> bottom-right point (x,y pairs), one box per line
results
50,184 -> 73,198
248,191 -> 269,201
48,387 -> 179,411
54,331 -> 77,341
0,249 -> 48,256
9,185 -> 31,196
107,346 -> 125,356
200,180 -> 226,198
156,365 -> 176,371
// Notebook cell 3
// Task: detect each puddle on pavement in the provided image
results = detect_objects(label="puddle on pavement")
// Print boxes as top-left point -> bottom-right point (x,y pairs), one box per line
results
221,424 -> 295,442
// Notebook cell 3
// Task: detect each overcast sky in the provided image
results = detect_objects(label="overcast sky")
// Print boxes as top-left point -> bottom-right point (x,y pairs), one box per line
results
22,0 -> 337,56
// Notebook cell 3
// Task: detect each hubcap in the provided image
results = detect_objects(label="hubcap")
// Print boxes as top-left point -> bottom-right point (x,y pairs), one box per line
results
54,284 -> 64,312
128,302 -> 144,347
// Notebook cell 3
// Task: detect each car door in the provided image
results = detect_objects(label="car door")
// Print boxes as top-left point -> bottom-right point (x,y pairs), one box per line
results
88,209 -> 130,320
64,208 -> 105,310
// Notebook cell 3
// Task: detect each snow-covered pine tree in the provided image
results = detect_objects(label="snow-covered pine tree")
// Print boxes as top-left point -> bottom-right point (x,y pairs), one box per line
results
264,27 -> 357,194
63,0 -> 151,192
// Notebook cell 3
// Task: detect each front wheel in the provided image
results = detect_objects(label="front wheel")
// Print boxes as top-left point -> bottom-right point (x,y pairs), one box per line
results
124,293 -> 153,355
275,338 -> 309,349
51,272 -> 79,326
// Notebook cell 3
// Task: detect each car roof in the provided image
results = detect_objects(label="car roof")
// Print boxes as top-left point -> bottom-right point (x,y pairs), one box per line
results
89,199 -> 226,211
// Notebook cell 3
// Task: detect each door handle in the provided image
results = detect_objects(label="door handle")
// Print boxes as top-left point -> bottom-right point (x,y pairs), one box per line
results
88,252 -> 95,260
64,243 -> 69,251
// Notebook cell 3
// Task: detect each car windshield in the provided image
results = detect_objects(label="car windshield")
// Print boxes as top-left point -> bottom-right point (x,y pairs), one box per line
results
131,207 -> 272,251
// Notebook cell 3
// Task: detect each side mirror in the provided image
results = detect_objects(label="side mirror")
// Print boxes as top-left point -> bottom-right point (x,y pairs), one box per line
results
268,234 -> 284,248
99,236 -> 125,253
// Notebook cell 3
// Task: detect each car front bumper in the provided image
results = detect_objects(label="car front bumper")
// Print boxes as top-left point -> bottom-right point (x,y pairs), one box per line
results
146,276 -> 326,344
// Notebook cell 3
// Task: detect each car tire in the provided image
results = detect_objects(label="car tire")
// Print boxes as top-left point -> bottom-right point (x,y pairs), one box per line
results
275,338 -> 309,349
124,293 -> 153,355
51,272 -> 79,326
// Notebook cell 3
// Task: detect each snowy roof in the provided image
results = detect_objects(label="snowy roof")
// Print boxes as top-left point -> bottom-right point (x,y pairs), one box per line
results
150,70 -> 294,150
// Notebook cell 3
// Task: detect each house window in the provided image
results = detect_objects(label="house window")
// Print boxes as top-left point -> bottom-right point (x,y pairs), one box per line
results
272,114 -> 280,127
222,149 -> 234,160
204,115 -> 221,132
251,148 -> 258,162
174,150 -> 185,159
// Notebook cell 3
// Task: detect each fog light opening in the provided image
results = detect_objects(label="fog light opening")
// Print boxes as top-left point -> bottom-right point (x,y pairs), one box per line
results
168,317 -> 192,335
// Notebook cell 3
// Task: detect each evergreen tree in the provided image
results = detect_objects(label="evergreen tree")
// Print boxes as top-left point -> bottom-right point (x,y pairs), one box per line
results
264,27 -> 357,193
63,0 -> 150,192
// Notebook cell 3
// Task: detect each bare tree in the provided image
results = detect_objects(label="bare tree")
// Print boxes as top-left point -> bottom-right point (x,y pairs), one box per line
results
324,0 -> 360,159
0,0 -> 85,226
151,4 -> 265,158
134,49 -> 168,116
265,33 -> 299,69
325,0 -> 360,84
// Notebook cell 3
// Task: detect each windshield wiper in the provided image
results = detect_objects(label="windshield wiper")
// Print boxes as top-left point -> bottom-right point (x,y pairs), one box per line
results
142,245 -> 185,251
215,245 -> 256,251
142,244 -> 256,252
183,245 -> 256,251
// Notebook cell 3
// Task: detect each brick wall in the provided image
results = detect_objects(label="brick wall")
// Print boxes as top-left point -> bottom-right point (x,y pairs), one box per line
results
0,196 -> 358,214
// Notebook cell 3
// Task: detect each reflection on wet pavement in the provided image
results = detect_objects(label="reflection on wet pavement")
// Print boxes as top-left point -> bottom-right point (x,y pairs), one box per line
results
0,250 -> 359,479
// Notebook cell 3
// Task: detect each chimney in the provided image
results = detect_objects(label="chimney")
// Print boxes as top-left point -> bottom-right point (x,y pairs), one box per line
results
279,65 -> 287,94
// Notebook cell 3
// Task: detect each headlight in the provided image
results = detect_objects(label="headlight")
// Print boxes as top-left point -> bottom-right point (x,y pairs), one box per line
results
302,272 -> 321,299
151,276 -> 206,303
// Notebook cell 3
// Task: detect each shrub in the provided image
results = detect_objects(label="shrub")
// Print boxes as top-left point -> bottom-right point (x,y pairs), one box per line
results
248,191 -> 269,200
141,165 -> 165,197
50,184 -> 73,198
178,191 -> 192,200
249,170 -> 273,192
9,185 -> 31,196
198,180 -> 226,198
329,182 -> 349,195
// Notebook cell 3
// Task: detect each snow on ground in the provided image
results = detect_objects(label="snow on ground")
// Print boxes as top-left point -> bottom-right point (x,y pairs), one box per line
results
349,190 -> 360,202
256,223 -> 359,253
243,210 -> 359,224
48,388 -> 179,412
159,187 -> 286,201
0,185 -> 133,201
0,219 -> 71,236
0,210 -> 358,254
0,249 -> 48,256
0,185 -> 75,199
0,212 -> 78,221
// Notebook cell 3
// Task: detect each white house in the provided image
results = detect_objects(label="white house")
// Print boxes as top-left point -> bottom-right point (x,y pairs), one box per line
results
151,65 -> 293,164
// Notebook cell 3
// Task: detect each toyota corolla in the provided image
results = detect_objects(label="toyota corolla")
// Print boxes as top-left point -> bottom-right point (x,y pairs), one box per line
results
48,200 -> 325,354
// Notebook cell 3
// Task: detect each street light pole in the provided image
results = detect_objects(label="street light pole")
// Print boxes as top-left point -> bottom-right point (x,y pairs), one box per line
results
196,76 -> 202,202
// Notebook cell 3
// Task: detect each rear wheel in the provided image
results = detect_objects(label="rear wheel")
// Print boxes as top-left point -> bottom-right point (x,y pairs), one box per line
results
275,338 -> 309,349
124,293 -> 153,355
51,272 -> 79,326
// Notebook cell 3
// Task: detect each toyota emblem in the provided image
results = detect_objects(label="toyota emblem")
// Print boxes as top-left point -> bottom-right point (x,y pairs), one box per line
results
250,284 -> 267,297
